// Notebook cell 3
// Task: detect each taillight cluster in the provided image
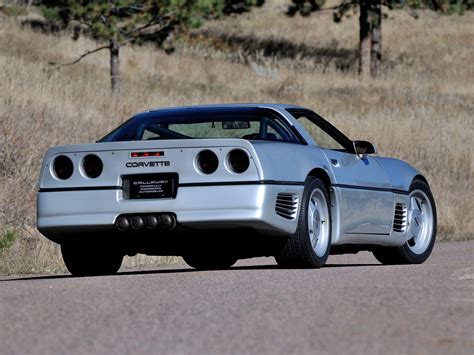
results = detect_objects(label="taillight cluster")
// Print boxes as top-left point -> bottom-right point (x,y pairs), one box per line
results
52,154 -> 103,180
82,155 -> 103,178
227,149 -> 250,173
51,149 -> 250,180
53,155 -> 73,180
196,149 -> 250,175
196,150 -> 219,174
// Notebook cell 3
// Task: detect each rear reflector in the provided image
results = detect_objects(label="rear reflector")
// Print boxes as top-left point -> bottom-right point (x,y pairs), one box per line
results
130,151 -> 164,158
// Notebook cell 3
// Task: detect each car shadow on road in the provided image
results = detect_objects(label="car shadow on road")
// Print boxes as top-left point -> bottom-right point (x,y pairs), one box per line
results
231,263 -> 381,270
1,267 -> 197,281
1,262 -> 381,282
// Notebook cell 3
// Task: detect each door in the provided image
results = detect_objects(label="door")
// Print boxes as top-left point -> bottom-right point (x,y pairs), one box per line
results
289,110 -> 394,236
322,148 -> 393,235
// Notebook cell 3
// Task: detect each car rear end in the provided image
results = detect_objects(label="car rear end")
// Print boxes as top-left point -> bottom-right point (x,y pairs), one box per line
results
37,139 -> 301,243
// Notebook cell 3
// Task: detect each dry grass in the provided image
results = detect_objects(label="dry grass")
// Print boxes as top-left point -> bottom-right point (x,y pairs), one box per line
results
0,1 -> 472,274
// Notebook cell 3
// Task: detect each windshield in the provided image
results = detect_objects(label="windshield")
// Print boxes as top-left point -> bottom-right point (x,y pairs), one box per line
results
99,107 -> 302,143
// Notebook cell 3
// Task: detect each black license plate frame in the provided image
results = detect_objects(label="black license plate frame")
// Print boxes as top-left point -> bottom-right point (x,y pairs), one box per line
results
123,173 -> 178,199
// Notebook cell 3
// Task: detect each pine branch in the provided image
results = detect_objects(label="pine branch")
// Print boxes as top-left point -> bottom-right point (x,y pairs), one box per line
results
48,44 -> 109,67
122,11 -> 176,37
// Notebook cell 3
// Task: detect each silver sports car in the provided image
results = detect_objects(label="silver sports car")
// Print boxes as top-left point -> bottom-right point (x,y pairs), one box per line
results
37,104 -> 437,276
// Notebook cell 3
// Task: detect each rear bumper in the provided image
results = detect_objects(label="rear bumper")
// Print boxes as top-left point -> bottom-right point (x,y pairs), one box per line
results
37,184 -> 303,242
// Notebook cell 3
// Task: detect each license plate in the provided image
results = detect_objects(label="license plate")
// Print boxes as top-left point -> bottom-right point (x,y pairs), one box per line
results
123,173 -> 178,199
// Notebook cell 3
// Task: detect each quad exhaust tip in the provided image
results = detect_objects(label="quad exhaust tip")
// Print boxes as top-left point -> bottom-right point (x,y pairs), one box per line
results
146,215 -> 160,229
115,216 -> 130,231
131,216 -> 145,230
115,213 -> 176,231
160,213 -> 176,229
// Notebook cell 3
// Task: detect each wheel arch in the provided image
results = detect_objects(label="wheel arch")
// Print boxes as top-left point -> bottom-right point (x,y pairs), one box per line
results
412,174 -> 429,188
306,168 -> 332,194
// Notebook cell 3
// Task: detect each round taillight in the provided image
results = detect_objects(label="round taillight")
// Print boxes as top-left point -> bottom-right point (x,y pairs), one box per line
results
82,154 -> 103,178
196,150 -> 218,174
227,149 -> 250,174
53,155 -> 73,180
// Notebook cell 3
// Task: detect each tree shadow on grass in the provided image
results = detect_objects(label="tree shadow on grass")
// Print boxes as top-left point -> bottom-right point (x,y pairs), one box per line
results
191,30 -> 358,71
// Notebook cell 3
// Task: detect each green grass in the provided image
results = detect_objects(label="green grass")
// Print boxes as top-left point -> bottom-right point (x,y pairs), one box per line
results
0,229 -> 17,253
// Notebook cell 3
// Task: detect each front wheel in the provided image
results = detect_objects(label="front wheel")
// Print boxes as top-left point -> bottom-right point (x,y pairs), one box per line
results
373,179 -> 437,265
61,242 -> 123,277
275,177 -> 332,268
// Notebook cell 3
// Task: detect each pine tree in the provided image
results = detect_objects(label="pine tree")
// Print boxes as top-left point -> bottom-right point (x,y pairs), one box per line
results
287,0 -> 472,77
43,0 -> 263,93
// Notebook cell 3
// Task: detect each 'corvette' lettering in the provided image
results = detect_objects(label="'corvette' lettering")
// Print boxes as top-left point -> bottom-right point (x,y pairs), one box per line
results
126,161 -> 170,168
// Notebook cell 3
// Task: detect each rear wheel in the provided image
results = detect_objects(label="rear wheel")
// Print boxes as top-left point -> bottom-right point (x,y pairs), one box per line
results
275,177 -> 331,268
183,255 -> 237,270
373,179 -> 437,265
61,242 -> 123,277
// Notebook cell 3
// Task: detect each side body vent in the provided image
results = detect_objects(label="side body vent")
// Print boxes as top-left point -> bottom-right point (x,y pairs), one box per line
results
393,203 -> 407,232
275,193 -> 298,220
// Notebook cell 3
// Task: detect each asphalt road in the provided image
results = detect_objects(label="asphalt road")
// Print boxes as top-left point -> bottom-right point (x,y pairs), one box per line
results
1,241 -> 473,355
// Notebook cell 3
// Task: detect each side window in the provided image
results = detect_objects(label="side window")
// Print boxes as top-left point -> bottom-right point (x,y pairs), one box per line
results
297,115 -> 346,151
142,129 -> 160,140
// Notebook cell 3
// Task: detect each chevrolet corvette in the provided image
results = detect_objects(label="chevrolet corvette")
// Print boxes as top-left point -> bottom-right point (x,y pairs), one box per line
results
37,104 -> 437,276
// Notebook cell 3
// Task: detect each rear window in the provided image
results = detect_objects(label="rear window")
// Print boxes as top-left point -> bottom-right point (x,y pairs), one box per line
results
99,107 -> 302,143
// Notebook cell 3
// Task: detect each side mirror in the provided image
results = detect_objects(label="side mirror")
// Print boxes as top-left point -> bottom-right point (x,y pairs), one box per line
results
353,140 -> 377,156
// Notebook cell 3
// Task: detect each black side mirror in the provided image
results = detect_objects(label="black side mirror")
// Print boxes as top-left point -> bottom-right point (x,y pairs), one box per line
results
353,140 -> 377,155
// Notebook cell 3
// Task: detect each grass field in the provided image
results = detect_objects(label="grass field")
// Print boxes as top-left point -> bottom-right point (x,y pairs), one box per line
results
0,0 -> 472,274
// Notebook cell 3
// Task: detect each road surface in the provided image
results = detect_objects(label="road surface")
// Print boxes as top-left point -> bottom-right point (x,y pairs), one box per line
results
1,241 -> 473,354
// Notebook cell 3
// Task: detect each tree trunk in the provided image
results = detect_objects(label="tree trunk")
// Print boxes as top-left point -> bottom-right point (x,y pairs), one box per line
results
359,0 -> 371,77
109,38 -> 120,93
370,0 -> 382,77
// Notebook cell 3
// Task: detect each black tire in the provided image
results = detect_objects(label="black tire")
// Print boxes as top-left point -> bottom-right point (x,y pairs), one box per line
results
373,179 -> 437,265
183,255 -> 237,270
275,177 -> 332,268
61,242 -> 123,277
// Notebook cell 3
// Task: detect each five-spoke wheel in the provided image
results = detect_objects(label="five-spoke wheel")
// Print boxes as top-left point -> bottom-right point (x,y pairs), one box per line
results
373,179 -> 437,265
307,188 -> 330,258
406,190 -> 435,255
275,177 -> 331,268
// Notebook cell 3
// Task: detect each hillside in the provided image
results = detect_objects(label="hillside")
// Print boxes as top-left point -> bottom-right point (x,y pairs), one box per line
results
0,1 -> 473,273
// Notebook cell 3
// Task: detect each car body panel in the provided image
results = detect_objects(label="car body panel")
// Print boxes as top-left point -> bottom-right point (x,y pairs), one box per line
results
39,139 -> 263,190
37,184 -> 304,243
374,157 -> 423,191
249,142 -> 333,182
321,149 -> 394,238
